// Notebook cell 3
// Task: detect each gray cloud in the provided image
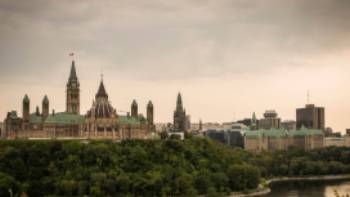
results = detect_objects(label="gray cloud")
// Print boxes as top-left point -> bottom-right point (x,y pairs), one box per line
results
0,0 -> 350,81
1,0 -> 350,132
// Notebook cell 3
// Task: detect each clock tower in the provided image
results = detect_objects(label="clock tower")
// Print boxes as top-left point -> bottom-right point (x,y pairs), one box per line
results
66,60 -> 80,114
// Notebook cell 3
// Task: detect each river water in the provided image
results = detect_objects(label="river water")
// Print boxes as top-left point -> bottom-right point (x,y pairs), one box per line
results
261,179 -> 350,197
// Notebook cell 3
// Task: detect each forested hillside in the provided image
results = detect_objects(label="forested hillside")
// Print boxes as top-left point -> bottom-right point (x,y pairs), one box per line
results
1,138 -> 350,197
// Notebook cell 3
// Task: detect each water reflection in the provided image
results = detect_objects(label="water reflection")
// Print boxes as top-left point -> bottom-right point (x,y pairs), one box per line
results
261,180 -> 350,197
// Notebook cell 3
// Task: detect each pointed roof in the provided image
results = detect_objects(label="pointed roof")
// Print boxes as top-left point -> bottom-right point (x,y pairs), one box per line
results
132,99 -> 138,106
43,95 -> 49,103
252,112 -> 256,123
177,92 -> 182,106
69,61 -> 78,81
175,92 -> 184,113
23,94 -> 30,103
95,80 -> 108,99
36,106 -> 40,115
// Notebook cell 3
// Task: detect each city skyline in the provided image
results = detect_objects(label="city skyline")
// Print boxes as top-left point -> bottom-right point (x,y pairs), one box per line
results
0,59 -> 344,131
1,0 -> 350,131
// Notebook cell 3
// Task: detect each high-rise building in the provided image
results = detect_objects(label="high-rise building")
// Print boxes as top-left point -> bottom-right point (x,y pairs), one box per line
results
173,93 -> 187,132
66,61 -> 80,114
259,110 -> 281,130
346,129 -> 350,136
296,104 -> 325,130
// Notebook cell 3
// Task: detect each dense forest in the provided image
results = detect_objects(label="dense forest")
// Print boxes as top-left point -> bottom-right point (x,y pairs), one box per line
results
1,138 -> 350,197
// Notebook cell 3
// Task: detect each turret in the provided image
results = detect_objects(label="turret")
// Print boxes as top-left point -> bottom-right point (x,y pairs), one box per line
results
173,92 -> 187,132
251,112 -> 257,130
131,100 -> 138,118
66,60 -> 80,114
42,95 -> 49,118
22,94 -> 30,122
36,106 -> 40,116
147,100 -> 154,125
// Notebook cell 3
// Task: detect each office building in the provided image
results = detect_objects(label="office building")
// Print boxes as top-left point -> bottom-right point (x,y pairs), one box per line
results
296,104 -> 325,130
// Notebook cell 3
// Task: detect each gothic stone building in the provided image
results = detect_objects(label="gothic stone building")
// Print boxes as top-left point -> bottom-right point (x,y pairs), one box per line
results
83,79 -> 154,140
4,60 -> 154,140
173,93 -> 188,132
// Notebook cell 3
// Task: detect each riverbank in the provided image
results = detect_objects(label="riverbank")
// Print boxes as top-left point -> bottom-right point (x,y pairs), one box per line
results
229,174 -> 350,197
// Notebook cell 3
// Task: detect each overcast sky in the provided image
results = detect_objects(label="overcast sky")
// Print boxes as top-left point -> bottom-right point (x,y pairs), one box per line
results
0,0 -> 350,131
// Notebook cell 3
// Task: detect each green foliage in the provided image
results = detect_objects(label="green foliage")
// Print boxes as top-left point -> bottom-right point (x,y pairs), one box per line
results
228,164 -> 260,191
159,131 -> 168,140
0,139 -> 350,196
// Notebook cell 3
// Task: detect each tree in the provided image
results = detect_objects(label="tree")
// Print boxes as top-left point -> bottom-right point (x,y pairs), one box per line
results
227,164 -> 260,191
160,131 -> 168,140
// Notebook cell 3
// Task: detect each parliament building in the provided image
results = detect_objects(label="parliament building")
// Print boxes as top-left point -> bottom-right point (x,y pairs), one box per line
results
4,61 -> 154,140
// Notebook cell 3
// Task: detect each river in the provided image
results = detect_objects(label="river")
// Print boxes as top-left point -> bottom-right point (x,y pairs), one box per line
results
261,179 -> 350,197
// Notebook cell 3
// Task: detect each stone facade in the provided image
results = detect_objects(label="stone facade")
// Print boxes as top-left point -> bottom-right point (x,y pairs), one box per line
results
3,60 -> 154,140
324,136 -> 350,147
66,61 -> 80,114
244,128 -> 324,152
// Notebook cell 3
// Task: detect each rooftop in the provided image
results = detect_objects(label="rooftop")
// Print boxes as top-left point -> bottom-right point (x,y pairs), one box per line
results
44,112 -> 84,125
245,128 -> 324,138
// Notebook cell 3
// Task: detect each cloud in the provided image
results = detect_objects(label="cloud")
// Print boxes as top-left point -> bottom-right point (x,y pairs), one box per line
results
0,0 -> 350,81
1,0 -> 350,131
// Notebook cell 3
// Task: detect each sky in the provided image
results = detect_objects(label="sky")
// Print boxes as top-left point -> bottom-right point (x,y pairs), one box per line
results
0,0 -> 350,131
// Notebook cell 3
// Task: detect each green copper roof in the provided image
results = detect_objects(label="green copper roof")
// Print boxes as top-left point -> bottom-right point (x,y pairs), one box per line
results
245,129 -> 288,138
289,129 -> 324,136
246,128 -> 324,138
252,112 -> 256,123
118,116 -> 142,125
245,130 -> 263,137
29,113 -> 42,124
44,112 -> 84,125
23,94 -> 30,103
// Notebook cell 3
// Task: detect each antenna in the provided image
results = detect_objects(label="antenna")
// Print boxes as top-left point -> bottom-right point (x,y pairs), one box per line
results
100,67 -> 104,81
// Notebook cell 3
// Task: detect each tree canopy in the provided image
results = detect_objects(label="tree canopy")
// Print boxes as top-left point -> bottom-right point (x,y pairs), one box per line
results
0,139 -> 350,196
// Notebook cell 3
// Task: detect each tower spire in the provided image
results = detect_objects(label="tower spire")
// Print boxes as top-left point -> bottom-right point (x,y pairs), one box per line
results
66,58 -> 80,114
101,67 -> 104,81
96,79 -> 108,99
176,92 -> 183,111
69,60 -> 78,81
